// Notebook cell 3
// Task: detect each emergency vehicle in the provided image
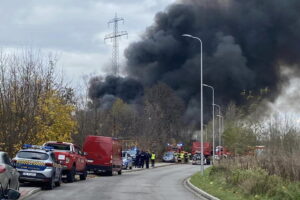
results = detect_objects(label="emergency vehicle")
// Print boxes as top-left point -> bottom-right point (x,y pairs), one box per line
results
43,141 -> 88,183
83,135 -> 122,176
13,144 -> 62,190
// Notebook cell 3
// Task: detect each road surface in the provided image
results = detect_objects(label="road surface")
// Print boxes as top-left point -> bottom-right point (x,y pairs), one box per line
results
28,164 -> 206,200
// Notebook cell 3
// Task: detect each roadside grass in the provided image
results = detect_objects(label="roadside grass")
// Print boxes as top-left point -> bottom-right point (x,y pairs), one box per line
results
190,166 -> 300,200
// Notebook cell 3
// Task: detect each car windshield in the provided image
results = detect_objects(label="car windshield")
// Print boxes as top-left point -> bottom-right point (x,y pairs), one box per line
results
17,151 -> 49,160
45,143 -> 70,151
164,152 -> 173,157
128,150 -> 136,156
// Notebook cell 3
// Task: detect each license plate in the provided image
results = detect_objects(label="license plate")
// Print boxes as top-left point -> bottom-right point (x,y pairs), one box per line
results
23,172 -> 36,176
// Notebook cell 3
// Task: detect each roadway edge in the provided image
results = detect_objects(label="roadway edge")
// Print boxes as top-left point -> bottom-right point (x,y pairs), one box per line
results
122,163 -> 175,173
184,177 -> 220,200
19,188 -> 41,200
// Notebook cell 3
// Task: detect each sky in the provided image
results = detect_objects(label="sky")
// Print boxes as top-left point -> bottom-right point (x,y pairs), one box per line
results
1,0 -> 300,118
0,0 -> 176,86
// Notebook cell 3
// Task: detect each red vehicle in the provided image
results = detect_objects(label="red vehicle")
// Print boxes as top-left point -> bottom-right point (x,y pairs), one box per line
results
43,141 -> 87,182
83,135 -> 122,176
192,142 -> 213,164
216,146 -> 231,157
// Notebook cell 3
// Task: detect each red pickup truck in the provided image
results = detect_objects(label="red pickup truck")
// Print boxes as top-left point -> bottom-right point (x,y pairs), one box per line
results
83,135 -> 122,176
44,141 -> 87,182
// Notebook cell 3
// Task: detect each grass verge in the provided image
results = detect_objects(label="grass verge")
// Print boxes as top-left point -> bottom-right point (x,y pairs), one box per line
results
190,166 -> 300,200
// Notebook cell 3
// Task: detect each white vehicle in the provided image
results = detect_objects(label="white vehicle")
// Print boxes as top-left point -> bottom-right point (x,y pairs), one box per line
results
0,152 -> 19,198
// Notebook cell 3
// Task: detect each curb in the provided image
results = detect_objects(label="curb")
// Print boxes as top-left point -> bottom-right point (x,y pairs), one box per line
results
184,178 -> 220,200
19,188 -> 41,200
123,163 -> 175,173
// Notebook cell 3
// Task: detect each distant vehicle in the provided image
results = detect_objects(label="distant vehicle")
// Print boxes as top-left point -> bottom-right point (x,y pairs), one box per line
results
14,145 -> 62,190
162,151 -> 176,162
192,142 -> 212,164
83,135 -> 122,176
192,153 -> 208,165
126,148 -> 139,162
43,142 -> 87,182
122,151 -> 133,170
0,152 -> 19,197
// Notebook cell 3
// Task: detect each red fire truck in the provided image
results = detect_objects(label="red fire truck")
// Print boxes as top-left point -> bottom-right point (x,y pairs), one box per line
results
192,142 -> 213,164
83,135 -> 122,176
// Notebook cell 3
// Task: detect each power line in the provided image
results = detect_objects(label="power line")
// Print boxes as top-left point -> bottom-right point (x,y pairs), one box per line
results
104,13 -> 128,77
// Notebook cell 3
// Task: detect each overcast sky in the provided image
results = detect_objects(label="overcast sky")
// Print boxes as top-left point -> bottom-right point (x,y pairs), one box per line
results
0,0 -> 176,86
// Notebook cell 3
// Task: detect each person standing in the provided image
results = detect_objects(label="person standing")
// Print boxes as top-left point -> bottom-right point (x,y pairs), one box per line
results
145,151 -> 150,169
151,152 -> 156,167
135,151 -> 141,168
140,151 -> 145,168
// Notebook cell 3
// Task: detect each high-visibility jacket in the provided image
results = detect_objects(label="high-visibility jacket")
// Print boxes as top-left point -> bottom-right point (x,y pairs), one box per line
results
151,153 -> 156,160
180,153 -> 184,158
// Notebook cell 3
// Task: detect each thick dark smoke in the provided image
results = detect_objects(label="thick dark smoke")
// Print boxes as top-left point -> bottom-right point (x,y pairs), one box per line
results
88,76 -> 143,106
89,0 -> 300,123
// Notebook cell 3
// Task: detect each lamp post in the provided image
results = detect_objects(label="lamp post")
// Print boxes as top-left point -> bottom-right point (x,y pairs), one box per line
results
214,104 -> 222,147
182,33 -> 204,175
216,114 -> 223,147
203,84 -> 215,164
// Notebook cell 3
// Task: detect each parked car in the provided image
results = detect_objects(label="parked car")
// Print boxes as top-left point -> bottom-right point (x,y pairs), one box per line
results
43,142 -> 87,183
122,151 -> 133,170
83,135 -> 122,176
14,145 -> 62,190
192,153 -> 208,165
126,148 -> 139,162
162,151 -> 176,162
0,152 -> 19,198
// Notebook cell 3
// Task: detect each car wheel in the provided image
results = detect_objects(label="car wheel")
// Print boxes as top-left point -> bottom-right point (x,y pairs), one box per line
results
118,170 -> 122,175
80,168 -> 87,180
106,170 -> 113,176
45,177 -> 55,190
129,166 -> 132,170
67,166 -> 76,183
55,173 -> 62,187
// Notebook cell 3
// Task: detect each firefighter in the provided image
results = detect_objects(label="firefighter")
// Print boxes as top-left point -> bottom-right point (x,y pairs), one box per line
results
184,152 -> 189,163
177,152 -> 181,163
151,152 -> 156,167
180,152 -> 184,163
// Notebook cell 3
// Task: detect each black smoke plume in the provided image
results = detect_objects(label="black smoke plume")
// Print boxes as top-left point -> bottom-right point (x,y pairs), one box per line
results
90,0 -> 300,122
88,76 -> 143,106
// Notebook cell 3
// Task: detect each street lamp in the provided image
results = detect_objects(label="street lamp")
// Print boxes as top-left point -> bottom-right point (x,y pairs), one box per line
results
203,83 -> 215,164
214,104 -> 222,146
216,114 -> 223,147
182,33 -> 204,175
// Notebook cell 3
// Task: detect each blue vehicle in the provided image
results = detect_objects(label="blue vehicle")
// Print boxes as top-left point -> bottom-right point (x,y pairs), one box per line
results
122,151 -> 133,170
162,151 -> 176,162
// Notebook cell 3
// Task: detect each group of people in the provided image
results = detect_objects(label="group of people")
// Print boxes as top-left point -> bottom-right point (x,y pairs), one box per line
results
134,151 -> 156,168
174,151 -> 190,163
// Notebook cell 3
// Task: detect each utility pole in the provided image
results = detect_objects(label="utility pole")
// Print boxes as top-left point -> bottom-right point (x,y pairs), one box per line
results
104,13 -> 128,76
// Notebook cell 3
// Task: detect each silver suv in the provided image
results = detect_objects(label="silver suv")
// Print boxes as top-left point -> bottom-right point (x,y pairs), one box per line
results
13,145 -> 62,190
0,152 -> 19,198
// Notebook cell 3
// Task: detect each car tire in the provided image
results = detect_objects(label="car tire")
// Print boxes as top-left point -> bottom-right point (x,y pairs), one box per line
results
129,166 -> 132,170
67,166 -> 76,183
55,173 -> 62,187
80,168 -> 87,180
118,170 -> 122,175
106,170 -> 113,176
45,177 -> 55,190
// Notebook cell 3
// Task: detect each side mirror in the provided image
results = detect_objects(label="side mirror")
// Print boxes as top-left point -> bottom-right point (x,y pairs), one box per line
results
7,189 -> 21,199
83,152 -> 88,156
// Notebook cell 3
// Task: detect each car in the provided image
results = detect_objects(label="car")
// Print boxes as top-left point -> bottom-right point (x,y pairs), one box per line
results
0,152 -> 19,198
43,141 -> 87,183
126,148 -> 139,162
162,151 -> 176,162
13,145 -> 62,190
192,153 -> 208,165
122,151 -> 133,170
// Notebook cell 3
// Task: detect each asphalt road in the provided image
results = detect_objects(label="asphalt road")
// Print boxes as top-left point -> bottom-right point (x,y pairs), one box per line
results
28,164 -> 207,200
